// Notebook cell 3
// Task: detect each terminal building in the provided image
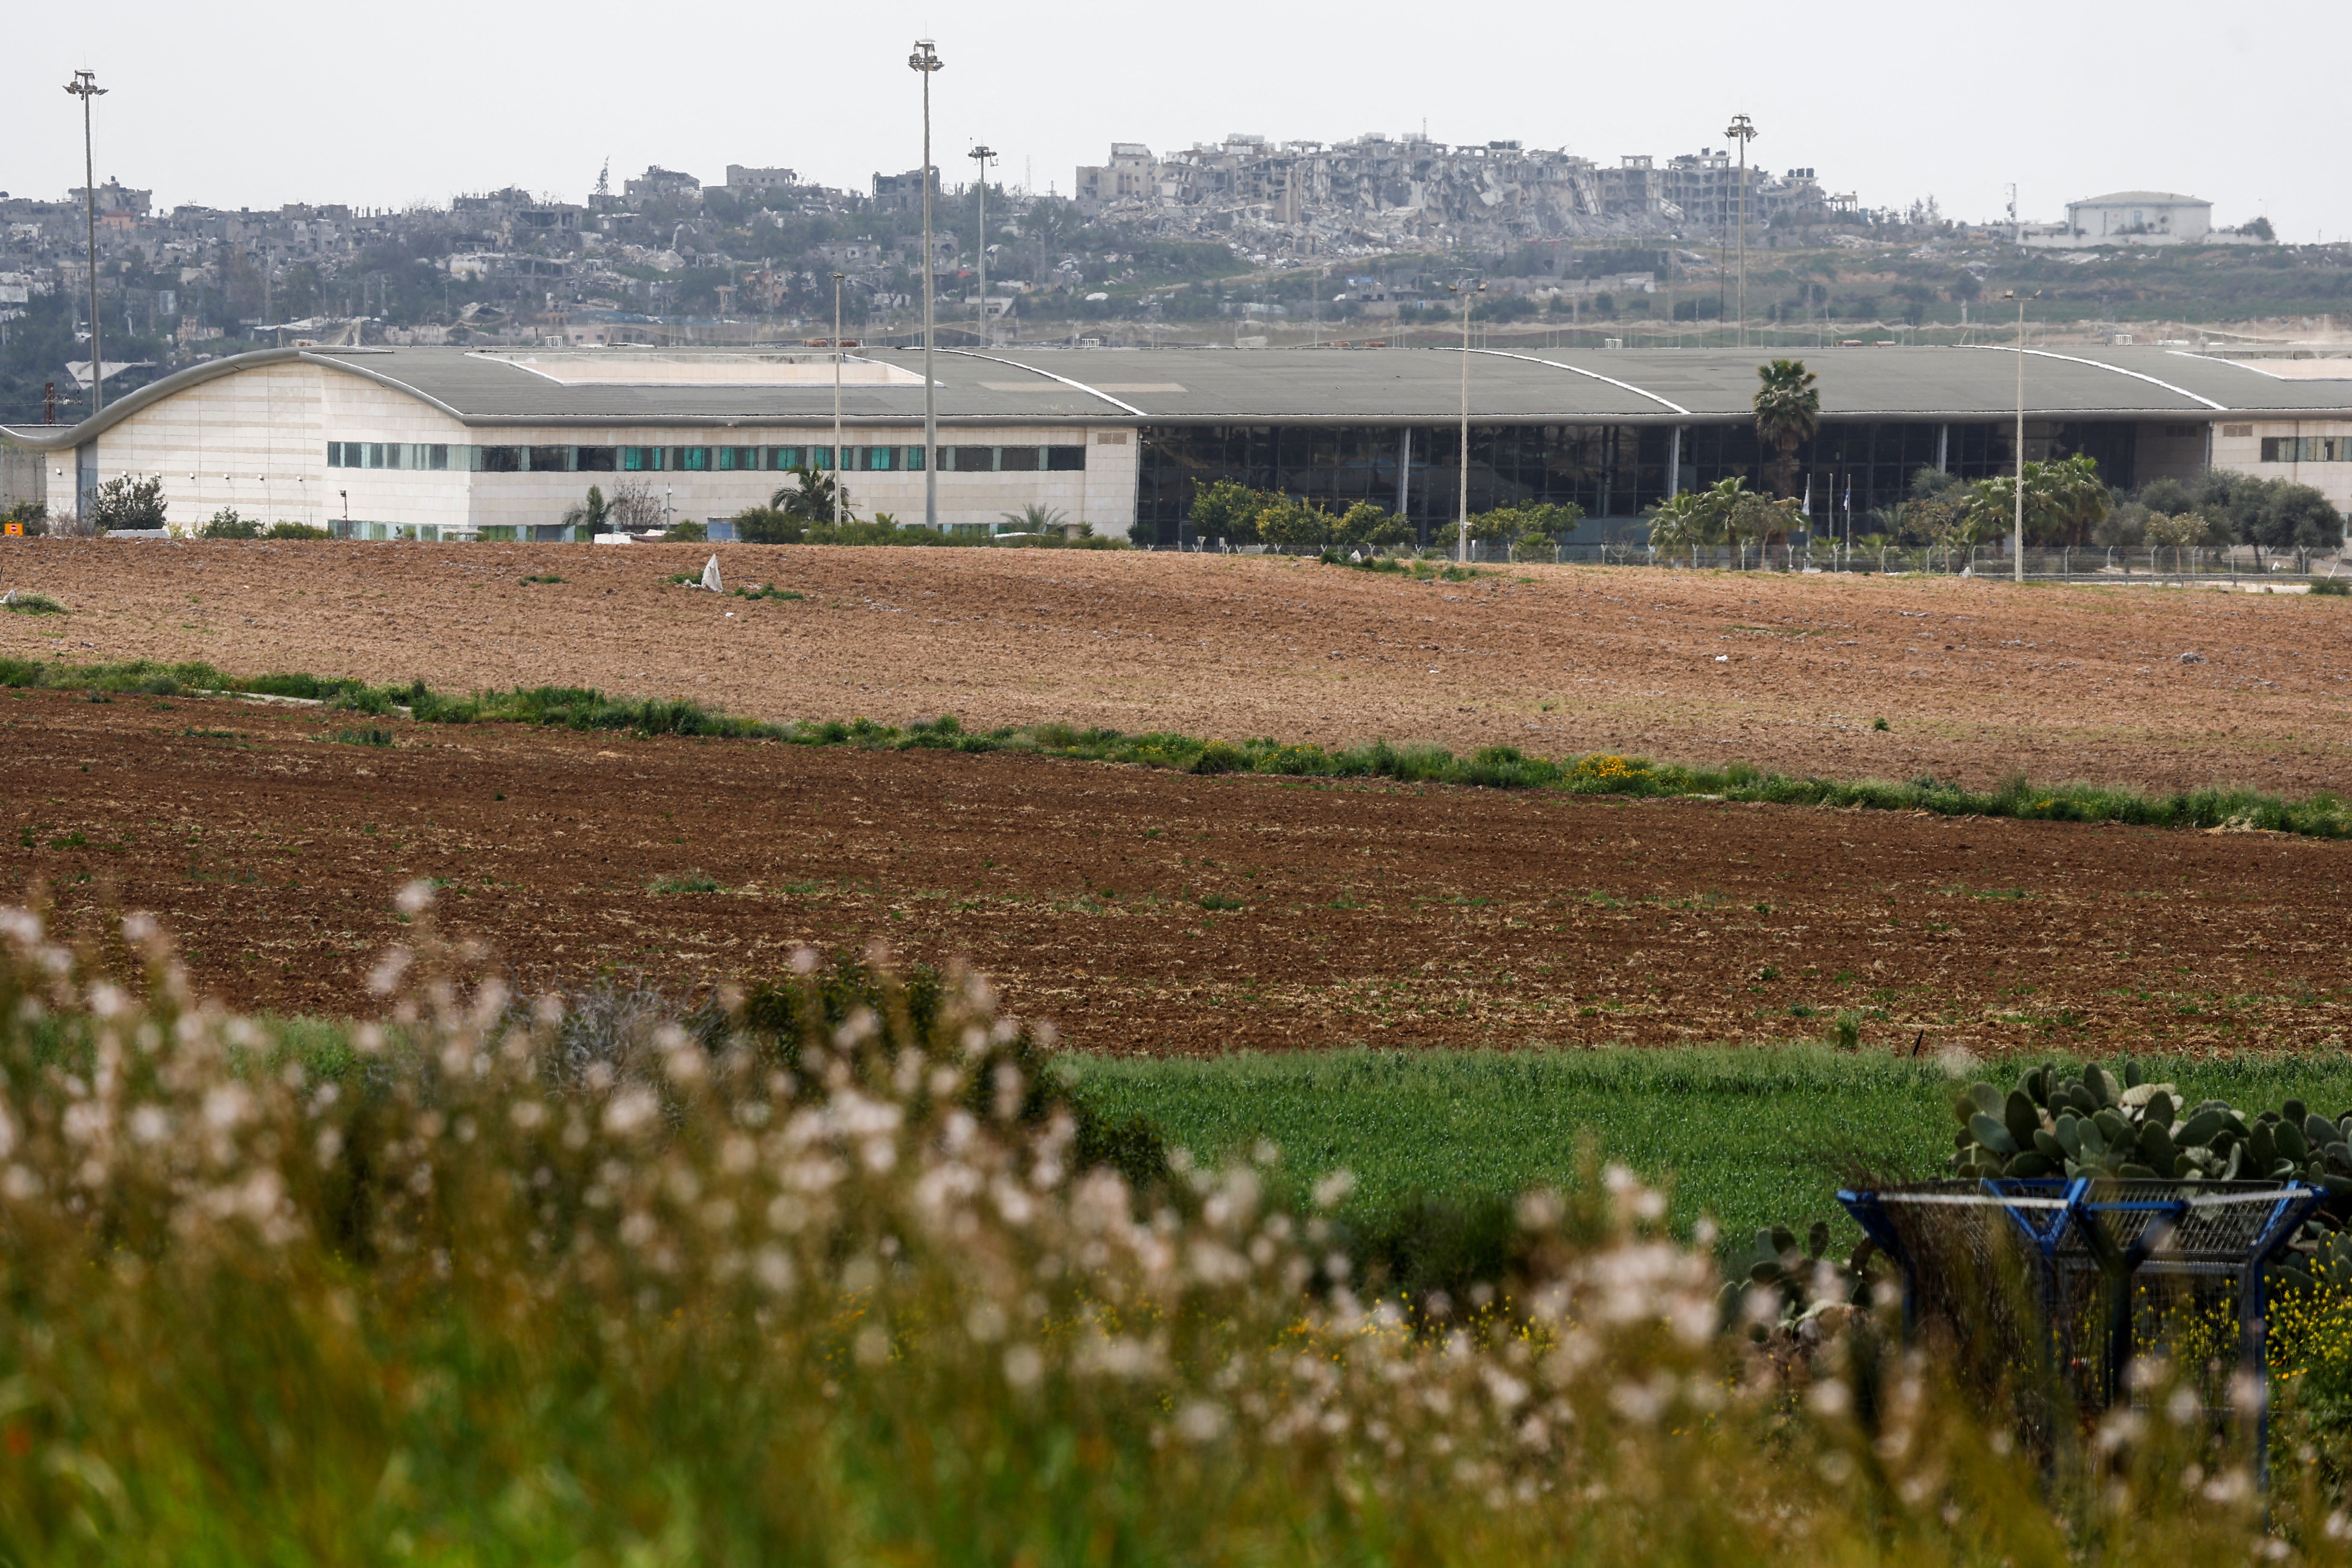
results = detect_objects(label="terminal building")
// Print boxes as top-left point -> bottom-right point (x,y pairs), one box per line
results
4,344 -> 2348,543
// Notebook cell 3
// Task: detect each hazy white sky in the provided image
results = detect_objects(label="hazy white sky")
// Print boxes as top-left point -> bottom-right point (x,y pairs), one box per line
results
7,0 -> 2346,239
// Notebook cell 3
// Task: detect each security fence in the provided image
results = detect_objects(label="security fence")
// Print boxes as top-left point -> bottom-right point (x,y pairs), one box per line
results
1199,537 -> 2351,585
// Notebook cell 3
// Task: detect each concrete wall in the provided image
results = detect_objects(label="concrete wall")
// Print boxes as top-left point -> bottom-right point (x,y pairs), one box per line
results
0,442 -> 45,516
2134,421 -> 2210,487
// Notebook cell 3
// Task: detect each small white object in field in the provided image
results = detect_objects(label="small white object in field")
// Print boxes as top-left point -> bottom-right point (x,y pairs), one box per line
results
1714,654 -> 1729,662
700,554 -> 722,594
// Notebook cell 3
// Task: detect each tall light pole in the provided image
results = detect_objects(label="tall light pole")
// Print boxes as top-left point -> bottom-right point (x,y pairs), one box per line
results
831,271 -> 846,526
969,144 -> 995,345
1725,114 -> 1755,351
1448,278 -> 1484,562
909,39 -> 943,532
2003,289 -> 2037,582
64,70 -> 107,415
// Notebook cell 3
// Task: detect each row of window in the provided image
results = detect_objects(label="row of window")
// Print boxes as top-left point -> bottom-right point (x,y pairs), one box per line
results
325,442 -> 1088,474
2260,437 -> 2352,464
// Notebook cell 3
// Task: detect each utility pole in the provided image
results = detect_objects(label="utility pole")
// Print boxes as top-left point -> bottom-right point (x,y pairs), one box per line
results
909,40 -> 943,531
65,69 -> 107,414
832,272 -> 846,526
1449,278 -> 1484,562
2005,289 -> 2036,582
969,144 -> 995,345
1725,114 -> 1755,351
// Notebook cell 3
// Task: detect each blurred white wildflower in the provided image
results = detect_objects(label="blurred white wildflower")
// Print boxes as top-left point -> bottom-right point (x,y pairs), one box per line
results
602,1088 -> 659,1137
1002,1344 -> 1044,1391
1312,1169 -> 1357,1210
1175,1400 -> 1228,1443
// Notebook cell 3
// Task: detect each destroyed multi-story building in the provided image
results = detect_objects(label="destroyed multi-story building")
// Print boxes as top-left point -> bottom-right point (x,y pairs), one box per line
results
1075,133 -> 1833,244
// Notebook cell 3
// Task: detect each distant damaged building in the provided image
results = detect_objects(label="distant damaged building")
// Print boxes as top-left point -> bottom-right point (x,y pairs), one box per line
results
1074,134 -> 1831,243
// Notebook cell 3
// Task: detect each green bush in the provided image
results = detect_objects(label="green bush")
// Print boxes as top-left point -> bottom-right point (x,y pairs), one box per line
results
89,473 -> 168,532
199,508 -> 261,540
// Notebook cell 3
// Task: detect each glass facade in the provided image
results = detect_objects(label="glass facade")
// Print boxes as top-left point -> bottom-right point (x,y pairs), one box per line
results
2263,436 -> 2351,463
1138,424 -> 1669,544
1137,420 -> 2142,545
943,446 -> 1087,473
331,443 -> 941,473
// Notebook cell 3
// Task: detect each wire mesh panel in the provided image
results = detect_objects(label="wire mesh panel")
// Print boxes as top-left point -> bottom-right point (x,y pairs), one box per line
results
1841,1179 -> 2321,1436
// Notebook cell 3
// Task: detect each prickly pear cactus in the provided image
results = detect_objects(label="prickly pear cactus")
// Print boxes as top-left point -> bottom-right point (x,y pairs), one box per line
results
1948,1059 -> 2352,1198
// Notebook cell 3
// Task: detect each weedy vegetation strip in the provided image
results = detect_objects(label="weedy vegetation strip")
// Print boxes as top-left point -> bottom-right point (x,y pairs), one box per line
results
3,900 -> 2352,1561
7,658 -> 2346,839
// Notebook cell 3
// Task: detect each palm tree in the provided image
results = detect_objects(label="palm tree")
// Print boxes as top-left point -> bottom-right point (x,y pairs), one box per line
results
2048,454 -> 2111,547
1752,358 -> 1820,503
771,465 -> 851,523
1645,491 -> 1708,568
999,503 -> 1071,535
561,484 -> 612,534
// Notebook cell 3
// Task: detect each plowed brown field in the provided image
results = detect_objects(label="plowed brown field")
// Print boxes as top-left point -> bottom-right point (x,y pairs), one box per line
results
4,688 -> 2346,1057
3,537 -> 2350,795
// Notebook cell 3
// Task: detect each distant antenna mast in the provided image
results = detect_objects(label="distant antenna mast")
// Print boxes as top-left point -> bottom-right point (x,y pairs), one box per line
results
594,158 -> 611,201
2006,182 -> 2018,247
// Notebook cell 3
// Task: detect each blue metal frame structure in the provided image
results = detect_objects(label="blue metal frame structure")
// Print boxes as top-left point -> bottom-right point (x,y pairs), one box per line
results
1839,1178 -> 2322,1474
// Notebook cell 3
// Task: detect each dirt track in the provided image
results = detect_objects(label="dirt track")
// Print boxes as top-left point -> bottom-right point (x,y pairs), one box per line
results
5,688 -> 2346,1055
3,538 -> 2350,796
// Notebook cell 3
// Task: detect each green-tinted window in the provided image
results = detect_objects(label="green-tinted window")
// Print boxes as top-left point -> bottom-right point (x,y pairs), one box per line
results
672,447 -> 710,471
1046,446 -> 1086,471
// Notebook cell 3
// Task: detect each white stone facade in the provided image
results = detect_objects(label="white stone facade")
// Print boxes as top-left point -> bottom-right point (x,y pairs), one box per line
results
69,359 -> 1141,537
2215,420 -> 2352,518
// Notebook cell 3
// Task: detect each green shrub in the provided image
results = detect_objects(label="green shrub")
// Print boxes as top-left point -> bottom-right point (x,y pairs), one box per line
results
667,520 -> 709,543
199,508 -> 261,540
266,521 -> 331,540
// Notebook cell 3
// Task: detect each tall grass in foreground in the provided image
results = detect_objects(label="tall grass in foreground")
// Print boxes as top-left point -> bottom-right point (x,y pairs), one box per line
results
0,898 -> 2344,1562
6,657 -> 2348,839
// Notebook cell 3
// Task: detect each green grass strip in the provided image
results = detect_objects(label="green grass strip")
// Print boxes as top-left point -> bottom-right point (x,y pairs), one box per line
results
6,657 -> 2346,839
1060,1045 -> 2352,1256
